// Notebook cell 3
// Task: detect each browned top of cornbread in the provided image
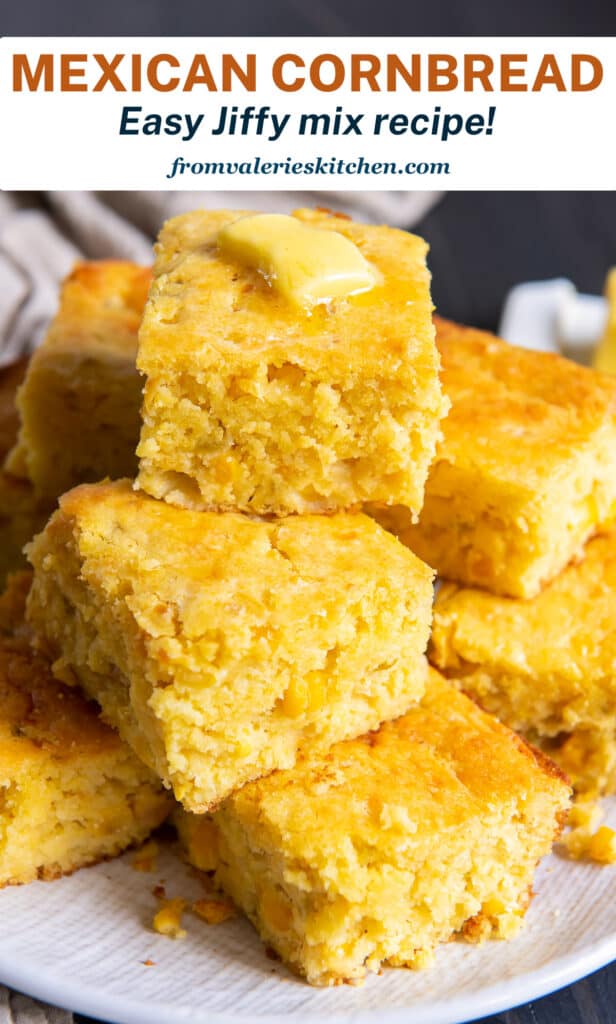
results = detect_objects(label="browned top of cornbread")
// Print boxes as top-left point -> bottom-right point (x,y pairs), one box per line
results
139,208 -> 436,376
37,479 -> 433,622
431,529 -> 616,682
42,261 -> 151,358
226,668 -> 570,855
433,316 -> 616,490
0,358 -> 29,459
0,571 -> 127,770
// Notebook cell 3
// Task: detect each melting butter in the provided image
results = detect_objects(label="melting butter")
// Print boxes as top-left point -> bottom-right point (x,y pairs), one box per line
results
218,213 -> 376,310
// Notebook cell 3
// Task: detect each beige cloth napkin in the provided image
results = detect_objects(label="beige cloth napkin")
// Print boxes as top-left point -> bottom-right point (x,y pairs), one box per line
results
0,190 -> 441,367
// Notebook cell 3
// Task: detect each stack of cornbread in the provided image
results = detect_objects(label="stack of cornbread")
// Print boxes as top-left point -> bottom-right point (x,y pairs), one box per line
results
377,317 -> 616,804
0,208 -> 588,988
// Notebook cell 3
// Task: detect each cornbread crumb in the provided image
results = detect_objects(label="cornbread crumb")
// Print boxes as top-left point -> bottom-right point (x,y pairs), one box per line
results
175,670 -> 570,986
136,208 -> 447,517
192,897 -> 236,925
132,840 -> 159,873
430,531 -> 616,796
26,480 -> 433,811
381,317 -> 616,598
561,800 -> 616,864
153,898 -> 187,939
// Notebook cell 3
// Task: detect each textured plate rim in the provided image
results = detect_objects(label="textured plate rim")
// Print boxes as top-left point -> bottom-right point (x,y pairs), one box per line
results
0,926 -> 614,1024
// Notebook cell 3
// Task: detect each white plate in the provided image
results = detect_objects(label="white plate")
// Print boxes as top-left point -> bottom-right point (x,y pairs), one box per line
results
0,799 -> 614,1024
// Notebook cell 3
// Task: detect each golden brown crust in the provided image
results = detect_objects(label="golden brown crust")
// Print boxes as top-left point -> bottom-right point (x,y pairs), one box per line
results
431,315 -> 616,487
0,631 -> 124,766
44,261 -> 152,354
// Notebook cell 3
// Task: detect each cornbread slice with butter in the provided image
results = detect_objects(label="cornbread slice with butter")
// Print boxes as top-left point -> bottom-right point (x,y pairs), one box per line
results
136,208 -> 447,516
26,480 -> 433,811
6,261 -> 150,501
174,668 -> 570,987
374,317 -> 616,598
0,573 -> 171,887
0,359 -> 52,588
218,212 -> 377,309
431,530 -> 616,796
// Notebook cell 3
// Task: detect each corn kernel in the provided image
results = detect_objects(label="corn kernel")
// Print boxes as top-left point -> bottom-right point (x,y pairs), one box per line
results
280,672 -> 327,717
482,896 -> 506,917
153,897 -> 187,939
280,677 -> 308,718
305,671 -> 327,712
187,818 -> 219,873
211,453 -> 243,486
588,826 -> 616,864
260,886 -> 293,934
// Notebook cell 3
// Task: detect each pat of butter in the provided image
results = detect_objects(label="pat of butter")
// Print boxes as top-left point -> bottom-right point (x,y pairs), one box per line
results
218,213 -> 376,310
594,268 -> 616,374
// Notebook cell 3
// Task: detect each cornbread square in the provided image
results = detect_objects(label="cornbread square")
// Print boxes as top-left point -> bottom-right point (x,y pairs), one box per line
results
26,480 -> 433,811
0,574 -> 170,887
175,669 -> 570,986
136,208 -> 447,516
431,530 -> 616,796
0,359 -> 51,587
6,261 -> 150,501
380,317 -> 616,598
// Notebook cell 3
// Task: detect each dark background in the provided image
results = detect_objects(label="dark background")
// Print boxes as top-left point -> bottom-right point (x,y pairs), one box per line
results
2,3 -> 616,1022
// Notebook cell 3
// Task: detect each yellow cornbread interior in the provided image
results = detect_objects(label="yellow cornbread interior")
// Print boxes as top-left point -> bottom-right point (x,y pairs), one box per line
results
378,317 -> 616,599
5,262 -> 150,502
218,212 -> 377,309
594,268 -> 616,374
136,208 -> 447,517
26,480 -> 434,812
0,574 -> 170,887
431,530 -> 616,796
175,670 -> 570,986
